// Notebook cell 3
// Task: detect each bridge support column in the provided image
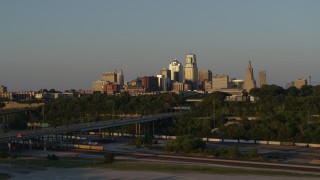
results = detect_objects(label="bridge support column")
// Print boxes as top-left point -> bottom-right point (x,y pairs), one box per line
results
139,123 -> 141,135
1,116 -> 4,134
44,141 -> 46,151
28,139 -> 32,151
135,123 -> 138,135
8,142 -> 11,155
152,122 -> 155,136
121,126 -> 124,137
6,114 -> 9,130
135,123 -> 141,136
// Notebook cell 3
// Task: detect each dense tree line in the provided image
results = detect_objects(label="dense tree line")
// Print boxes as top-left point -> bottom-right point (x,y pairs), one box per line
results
169,85 -> 320,143
43,92 -> 184,126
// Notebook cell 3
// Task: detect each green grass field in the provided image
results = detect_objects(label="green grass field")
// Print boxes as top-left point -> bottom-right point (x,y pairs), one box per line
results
1,157 -> 319,178
0,173 -> 11,179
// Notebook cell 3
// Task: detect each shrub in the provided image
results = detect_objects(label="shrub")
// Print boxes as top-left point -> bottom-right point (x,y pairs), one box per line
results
47,154 -> 59,160
0,151 -> 8,158
104,152 -> 115,163
135,136 -> 143,148
227,146 -> 239,159
165,135 -> 206,153
10,154 -> 17,159
249,147 -> 258,158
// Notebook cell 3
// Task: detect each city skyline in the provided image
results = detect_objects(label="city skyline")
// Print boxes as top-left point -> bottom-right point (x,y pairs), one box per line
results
1,1 -> 319,91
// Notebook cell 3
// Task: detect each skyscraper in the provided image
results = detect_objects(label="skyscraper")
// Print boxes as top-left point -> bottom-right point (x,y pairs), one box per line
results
101,71 -> 117,83
259,70 -> 266,87
117,69 -> 124,86
199,69 -> 212,90
0,85 -> 7,94
243,61 -> 256,92
184,54 -> 198,89
160,68 -> 171,79
169,59 -> 183,82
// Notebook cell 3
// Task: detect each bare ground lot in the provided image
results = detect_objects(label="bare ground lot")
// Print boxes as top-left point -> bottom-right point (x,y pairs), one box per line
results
1,167 -> 319,180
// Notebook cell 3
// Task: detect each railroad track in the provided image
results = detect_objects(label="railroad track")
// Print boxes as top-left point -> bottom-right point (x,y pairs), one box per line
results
69,149 -> 320,173
117,153 -> 320,173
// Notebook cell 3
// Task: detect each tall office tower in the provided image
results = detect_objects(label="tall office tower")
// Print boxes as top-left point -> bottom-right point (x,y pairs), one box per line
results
160,68 -> 171,79
101,71 -> 117,83
184,54 -> 198,89
259,70 -> 266,87
142,76 -> 159,92
0,85 -> 7,94
116,69 -> 124,86
199,69 -> 212,90
157,75 -> 170,91
294,78 -> 307,89
243,61 -> 256,92
169,59 -> 183,82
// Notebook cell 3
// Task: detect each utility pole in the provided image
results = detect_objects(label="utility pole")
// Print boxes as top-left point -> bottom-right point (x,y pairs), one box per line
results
112,100 -> 115,118
213,98 -> 216,128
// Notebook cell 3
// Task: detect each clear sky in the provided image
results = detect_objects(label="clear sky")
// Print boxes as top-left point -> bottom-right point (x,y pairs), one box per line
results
1,0 -> 319,91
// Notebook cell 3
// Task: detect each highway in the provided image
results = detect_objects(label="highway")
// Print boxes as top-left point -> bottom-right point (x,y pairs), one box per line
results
0,112 -> 184,143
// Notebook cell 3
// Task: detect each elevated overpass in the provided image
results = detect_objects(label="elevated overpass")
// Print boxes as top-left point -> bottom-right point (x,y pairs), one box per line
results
0,108 -> 36,116
0,112 -> 185,143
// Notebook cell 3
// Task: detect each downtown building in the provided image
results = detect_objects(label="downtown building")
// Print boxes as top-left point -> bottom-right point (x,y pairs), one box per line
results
198,69 -> 212,90
243,61 -> 256,92
295,78 -> 307,89
259,70 -> 267,88
158,68 -> 171,91
212,74 -> 229,90
169,59 -> 183,83
101,69 -> 124,86
0,85 -> 7,95
92,69 -> 124,94
184,54 -> 198,90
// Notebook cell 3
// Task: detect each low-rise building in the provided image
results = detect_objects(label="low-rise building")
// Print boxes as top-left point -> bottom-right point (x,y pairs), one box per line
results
295,78 -> 307,89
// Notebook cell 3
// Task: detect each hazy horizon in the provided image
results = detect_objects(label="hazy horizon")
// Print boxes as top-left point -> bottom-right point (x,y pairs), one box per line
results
1,0 -> 319,91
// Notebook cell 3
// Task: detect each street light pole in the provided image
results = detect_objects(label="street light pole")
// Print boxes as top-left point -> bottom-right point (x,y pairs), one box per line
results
113,100 -> 115,118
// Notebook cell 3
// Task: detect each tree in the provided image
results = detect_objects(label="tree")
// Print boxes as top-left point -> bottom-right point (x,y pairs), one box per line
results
286,86 -> 299,96
165,135 -> 206,153
249,87 -> 261,97
300,85 -> 313,96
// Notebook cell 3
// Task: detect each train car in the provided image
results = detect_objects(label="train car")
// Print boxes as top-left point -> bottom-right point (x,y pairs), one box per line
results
280,141 -> 294,146
294,143 -> 308,147
208,138 -> 222,143
224,139 -> 239,143
268,141 -> 281,145
308,144 -> 320,148
256,140 -> 268,145
90,145 -> 104,151
78,144 -> 91,150
167,136 -> 176,140
202,138 -> 208,142
239,139 -> 255,144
